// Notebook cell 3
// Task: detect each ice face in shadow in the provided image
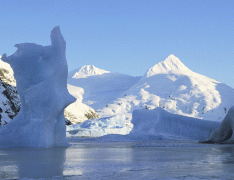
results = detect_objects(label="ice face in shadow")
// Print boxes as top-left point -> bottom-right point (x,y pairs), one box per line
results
0,26 -> 76,148
200,106 -> 234,144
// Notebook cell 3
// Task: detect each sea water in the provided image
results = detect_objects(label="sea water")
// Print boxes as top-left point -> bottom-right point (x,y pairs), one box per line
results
1,138 -> 234,179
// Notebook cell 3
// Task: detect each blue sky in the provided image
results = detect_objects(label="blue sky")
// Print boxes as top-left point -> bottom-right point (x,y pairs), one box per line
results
1,0 -> 234,88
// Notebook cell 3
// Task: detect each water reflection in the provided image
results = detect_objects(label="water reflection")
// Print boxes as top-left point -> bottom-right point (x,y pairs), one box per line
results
218,145 -> 234,164
0,147 -> 66,179
63,143 -> 134,177
2,142 -> 234,179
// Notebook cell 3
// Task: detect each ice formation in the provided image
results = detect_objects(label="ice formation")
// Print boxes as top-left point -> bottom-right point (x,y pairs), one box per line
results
200,106 -> 234,144
66,114 -> 131,137
130,107 -> 220,140
0,26 -> 76,148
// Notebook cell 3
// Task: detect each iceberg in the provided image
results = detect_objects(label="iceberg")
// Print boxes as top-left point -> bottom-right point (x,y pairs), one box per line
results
200,106 -> 234,144
130,107 -> 220,141
0,26 -> 76,148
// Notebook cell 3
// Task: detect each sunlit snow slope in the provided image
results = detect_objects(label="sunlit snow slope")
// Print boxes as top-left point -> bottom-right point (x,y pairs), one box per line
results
98,55 -> 234,121
65,85 -> 99,124
68,65 -> 141,110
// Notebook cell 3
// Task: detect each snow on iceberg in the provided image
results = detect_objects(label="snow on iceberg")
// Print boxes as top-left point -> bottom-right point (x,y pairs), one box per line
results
66,114 -> 132,137
130,107 -> 220,140
0,26 -> 76,148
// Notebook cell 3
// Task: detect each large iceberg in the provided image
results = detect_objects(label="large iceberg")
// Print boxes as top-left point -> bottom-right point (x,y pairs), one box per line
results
0,26 -> 76,148
130,107 -> 220,141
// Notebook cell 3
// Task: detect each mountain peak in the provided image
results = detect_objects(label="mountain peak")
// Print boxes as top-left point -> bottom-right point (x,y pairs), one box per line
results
72,65 -> 110,79
144,54 -> 191,78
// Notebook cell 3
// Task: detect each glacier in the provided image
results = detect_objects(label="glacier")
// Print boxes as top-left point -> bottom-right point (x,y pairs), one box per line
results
66,114 -> 131,137
0,26 -> 76,148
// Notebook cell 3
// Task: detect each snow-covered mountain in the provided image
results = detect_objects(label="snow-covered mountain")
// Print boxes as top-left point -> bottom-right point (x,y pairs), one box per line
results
0,57 -> 20,126
98,55 -> 234,122
69,65 -> 110,79
0,57 -> 98,126
68,66 -> 141,110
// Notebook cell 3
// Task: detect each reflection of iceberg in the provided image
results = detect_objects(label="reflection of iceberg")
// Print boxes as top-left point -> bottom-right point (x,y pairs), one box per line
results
0,148 -> 66,179
0,27 -> 76,148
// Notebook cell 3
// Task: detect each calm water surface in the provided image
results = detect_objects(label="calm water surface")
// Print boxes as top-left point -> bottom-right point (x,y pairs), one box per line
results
1,138 -> 234,179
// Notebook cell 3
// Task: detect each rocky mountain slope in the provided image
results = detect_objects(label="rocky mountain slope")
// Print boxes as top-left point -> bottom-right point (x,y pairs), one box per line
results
0,57 -> 20,126
0,56 -> 16,86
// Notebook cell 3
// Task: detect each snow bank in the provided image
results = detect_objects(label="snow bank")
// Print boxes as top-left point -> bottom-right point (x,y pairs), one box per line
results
130,107 -> 220,140
66,114 -> 132,137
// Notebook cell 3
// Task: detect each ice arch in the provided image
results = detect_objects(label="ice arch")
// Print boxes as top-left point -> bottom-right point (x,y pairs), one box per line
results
0,26 -> 76,148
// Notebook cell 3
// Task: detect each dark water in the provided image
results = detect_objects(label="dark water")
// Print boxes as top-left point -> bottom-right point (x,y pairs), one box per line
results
1,139 -> 234,179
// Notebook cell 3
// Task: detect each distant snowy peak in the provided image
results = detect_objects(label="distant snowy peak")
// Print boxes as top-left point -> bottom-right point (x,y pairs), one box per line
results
145,54 -> 192,78
71,65 -> 110,79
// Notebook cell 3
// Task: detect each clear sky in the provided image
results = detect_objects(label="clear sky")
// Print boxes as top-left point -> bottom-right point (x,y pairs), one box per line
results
1,0 -> 234,88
